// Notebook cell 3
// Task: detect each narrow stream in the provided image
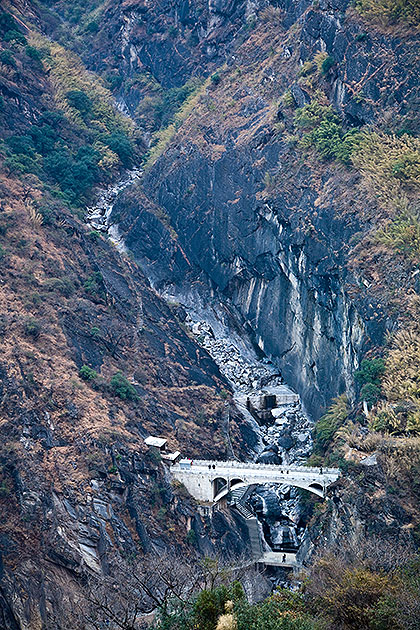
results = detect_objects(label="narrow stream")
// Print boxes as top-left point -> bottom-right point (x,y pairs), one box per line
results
86,168 -> 141,252
85,172 -> 315,577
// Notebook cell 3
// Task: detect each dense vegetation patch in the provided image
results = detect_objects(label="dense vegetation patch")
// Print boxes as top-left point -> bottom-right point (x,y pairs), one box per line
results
355,0 -> 420,28
313,395 -> 350,455
0,19 -> 137,207
86,550 -> 420,630
294,102 -> 364,163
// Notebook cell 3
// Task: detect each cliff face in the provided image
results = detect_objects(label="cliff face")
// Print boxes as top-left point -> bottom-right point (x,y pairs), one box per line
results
113,0 -> 419,418
117,151 -> 366,420
298,440 -> 420,571
46,0 -> 269,119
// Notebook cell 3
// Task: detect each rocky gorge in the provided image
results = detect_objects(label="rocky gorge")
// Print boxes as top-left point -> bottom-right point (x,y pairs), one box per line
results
1,0 -> 420,628
85,168 -> 316,582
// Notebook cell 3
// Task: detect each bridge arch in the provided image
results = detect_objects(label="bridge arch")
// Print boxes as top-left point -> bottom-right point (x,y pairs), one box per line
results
308,482 -> 324,494
213,481 -> 248,503
213,477 -> 228,499
213,479 -> 325,502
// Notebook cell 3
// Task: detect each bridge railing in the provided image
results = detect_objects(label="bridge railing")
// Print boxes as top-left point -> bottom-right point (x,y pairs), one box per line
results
173,460 -> 340,476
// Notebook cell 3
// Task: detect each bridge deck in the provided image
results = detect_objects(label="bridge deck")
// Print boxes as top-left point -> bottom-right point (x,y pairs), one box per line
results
258,551 -> 299,568
172,461 -> 340,486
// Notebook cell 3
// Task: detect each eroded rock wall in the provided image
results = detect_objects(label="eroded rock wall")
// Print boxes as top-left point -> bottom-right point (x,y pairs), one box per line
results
113,0 -> 419,418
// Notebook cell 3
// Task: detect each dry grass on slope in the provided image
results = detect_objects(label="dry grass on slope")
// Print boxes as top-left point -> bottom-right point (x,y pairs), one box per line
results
0,173 -> 230,491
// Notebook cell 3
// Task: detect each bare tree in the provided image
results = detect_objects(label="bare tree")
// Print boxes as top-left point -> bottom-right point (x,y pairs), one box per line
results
77,551 -> 257,630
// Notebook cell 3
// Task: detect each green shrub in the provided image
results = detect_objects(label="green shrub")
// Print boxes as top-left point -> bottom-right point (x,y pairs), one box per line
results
0,12 -> 16,34
110,371 -> 139,401
24,318 -> 42,338
25,45 -> 43,63
282,90 -> 295,108
6,134 -> 36,157
313,394 -> 349,453
211,72 -> 221,85
295,102 -> 336,128
355,358 -> 386,387
84,272 -> 105,300
88,230 -> 102,241
0,50 -> 15,67
85,21 -> 99,33
65,89 -> 92,117
295,102 -> 364,164
4,29 -> 27,45
102,132 -> 133,167
193,586 -> 229,630
106,72 -> 123,91
39,110 -> 65,128
3,157 -> 27,174
235,591 -> 315,630
79,365 -> 98,381
44,277 -> 74,297
360,383 -> 381,407
44,146 -> 100,201
321,55 -> 335,74
89,326 -> 101,338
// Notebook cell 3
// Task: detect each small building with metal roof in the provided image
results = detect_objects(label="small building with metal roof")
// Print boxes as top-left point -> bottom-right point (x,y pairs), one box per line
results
144,436 -> 167,451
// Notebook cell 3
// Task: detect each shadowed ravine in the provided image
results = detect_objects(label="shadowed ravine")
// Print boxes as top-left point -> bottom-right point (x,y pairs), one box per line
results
85,171 -> 324,580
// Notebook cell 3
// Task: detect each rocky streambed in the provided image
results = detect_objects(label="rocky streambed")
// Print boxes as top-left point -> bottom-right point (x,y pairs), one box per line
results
86,168 -> 141,252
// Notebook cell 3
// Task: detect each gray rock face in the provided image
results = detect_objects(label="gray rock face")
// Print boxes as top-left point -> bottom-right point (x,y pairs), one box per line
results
113,0 -> 418,418
116,141 -> 365,419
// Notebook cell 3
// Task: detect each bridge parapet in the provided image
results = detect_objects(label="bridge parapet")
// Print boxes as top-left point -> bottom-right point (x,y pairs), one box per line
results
178,460 -> 340,475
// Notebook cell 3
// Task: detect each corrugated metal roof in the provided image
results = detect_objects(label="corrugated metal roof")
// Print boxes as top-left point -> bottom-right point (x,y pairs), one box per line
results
144,436 -> 167,448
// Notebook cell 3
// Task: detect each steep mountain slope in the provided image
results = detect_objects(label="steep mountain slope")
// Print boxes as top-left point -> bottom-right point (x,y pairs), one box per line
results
0,3 -> 256,627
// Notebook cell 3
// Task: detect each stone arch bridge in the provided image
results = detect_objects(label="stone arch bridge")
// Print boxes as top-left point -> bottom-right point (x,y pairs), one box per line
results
171,460 -> 340,502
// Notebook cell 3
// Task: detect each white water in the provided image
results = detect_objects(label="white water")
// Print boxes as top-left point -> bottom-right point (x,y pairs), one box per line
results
85,168 -> 141,253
